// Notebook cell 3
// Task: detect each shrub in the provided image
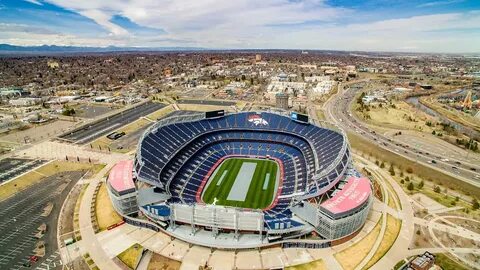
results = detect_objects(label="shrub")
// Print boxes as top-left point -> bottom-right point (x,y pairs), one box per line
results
407,182 -> 414,191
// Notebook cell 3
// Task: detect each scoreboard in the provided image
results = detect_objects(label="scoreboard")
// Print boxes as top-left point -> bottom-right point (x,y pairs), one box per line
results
205,110 -> 225,118
291,112 -> 309,123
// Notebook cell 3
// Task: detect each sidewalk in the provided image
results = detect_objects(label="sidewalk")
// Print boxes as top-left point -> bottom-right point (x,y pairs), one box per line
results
77,164 -> 123,270
354,154 -> 416,270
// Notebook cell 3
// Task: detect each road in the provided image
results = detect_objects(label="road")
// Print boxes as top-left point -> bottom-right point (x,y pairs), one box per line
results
58,101 -> 166,144
323,81 -> 480,188
0,171 -> 85,270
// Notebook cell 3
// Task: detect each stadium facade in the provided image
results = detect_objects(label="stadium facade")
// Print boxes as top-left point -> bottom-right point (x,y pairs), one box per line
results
107,110 -> 372,249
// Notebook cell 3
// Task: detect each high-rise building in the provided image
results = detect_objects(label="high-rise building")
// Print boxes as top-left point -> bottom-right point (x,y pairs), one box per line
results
276,92 -> 289,110
255,54 -> 262,62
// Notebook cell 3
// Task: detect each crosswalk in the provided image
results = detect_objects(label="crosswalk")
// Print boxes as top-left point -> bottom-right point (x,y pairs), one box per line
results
34,251 -> 62,270
9,251 -> 62,270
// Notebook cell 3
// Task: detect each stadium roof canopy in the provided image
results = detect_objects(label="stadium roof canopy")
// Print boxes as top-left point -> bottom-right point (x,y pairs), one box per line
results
108,160 -> 135,195
320,177 -> 371,215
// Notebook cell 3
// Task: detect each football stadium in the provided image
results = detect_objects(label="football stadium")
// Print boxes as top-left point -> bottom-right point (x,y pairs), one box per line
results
107,110 -> 373,249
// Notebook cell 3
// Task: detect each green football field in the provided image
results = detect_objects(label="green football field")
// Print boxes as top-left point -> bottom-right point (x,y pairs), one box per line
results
201,158 -> 279,209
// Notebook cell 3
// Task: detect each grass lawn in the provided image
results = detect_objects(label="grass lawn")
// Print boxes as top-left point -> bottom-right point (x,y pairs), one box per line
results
286,259 -> 326,270
335,218 -> 382,270
363,214 -> 402,269
434,253 -> 471,270
95,183 -> 123,231
0,161 -> 104,201
117,244 -> 143,269
202,158 -> 278,209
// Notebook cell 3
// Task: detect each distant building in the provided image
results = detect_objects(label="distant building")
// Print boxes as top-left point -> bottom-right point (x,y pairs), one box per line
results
311,77 -> 335,96
420,84 -> 433,90
299,64 -> 317,70
406,252 -> 435,270
276,93 -> 289,110
163,68 -> 172,77
47,60 -> 59,69
9,97 -> 42,107
255,54 -> 262,62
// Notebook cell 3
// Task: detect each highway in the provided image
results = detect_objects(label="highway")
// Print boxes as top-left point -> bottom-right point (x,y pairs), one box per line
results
323,81 -> 480,189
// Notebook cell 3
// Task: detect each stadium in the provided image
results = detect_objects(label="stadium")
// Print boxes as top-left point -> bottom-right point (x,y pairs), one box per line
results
107,110 -> 372,249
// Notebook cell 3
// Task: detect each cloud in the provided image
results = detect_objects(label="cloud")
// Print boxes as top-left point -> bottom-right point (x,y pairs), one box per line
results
417,0 -> 465,8
24,0 -> 43,5
42,0 -> 348,36
2,1 -> 480,52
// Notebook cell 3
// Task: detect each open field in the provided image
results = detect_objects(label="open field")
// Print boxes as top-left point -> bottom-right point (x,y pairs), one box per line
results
421,97 -> 480,134
357,100 -> 437,133
202,157 -> 278,209
334,218 -> 382,270
0,160 -> 104,201
347,131 -> 480,198
0,120 -> 75,144
95,183 -> 123,231
363,214 -> 401,269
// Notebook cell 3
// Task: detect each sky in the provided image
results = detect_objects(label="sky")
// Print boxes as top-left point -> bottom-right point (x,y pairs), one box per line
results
0,0 -> 479,53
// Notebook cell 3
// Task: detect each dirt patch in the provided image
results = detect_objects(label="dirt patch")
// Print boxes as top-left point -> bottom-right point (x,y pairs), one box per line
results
444,217 -> 480,234
148,253 -> 181,270
410,224 -> 435,249
411,193 -> 447,213
433,229 -> 480,249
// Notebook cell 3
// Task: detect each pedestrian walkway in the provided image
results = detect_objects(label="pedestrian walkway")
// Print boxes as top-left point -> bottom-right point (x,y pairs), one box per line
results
77,164 -> 123,270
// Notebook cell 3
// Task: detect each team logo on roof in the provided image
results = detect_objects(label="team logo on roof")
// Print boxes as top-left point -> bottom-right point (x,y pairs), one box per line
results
248,114 -> 268,126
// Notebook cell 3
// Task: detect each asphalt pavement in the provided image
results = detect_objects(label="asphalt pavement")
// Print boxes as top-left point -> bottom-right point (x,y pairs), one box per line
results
0,171 -> 85,270
0,158 -> 47,184
58,101 -> 166,144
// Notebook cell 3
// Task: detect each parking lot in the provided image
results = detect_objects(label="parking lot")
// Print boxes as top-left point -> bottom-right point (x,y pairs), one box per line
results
75,104 -> 116,119
58,102 -> 166,144
0,171 -> 85,270
0,158 -> 47,184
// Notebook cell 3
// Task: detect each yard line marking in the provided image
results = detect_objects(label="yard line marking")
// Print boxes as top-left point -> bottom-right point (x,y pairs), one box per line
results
263,173 -> 270,190
216,170 -> 228,186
